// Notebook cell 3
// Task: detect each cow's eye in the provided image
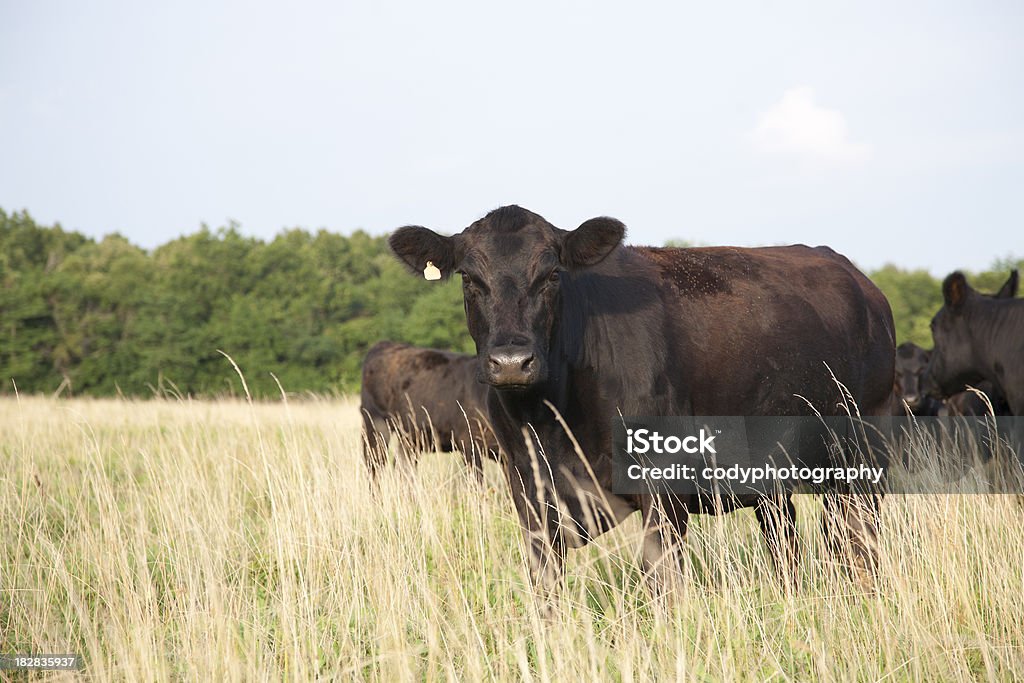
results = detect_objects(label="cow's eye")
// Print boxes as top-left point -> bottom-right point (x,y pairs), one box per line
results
548,270 -> 561,284
461,272 -> 484,292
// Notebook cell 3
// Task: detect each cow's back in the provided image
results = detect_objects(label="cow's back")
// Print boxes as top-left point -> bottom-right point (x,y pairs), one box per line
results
625,244 -> 895,417
361,341 -> 498,456
360,341 -> 408,419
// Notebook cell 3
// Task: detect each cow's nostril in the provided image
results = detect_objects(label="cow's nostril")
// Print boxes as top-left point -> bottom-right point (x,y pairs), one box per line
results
487,347 -> 539,386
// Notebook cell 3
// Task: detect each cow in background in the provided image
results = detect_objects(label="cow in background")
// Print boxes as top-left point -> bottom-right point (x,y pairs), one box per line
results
928,269 -> 1024,415
897,270 -> 1017,416
361,341 -> 501,479
940,382 -> 1011,416
893,342 -> 943,415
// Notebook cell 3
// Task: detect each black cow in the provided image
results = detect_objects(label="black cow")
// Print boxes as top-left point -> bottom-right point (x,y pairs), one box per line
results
893,342 -> 943,415
360,341 -> 501,478
896,272 -> 1017,416
390,205 -> 895,595
893,343 -> 1008,416
928,270 -> 1024,415
940,382 -> 1011,416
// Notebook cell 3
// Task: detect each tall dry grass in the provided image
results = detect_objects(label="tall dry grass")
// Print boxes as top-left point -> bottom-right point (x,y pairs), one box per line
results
2,395 -> 1024,681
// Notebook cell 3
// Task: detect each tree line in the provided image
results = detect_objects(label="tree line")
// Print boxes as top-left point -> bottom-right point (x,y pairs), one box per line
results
1,208 -> 1019,398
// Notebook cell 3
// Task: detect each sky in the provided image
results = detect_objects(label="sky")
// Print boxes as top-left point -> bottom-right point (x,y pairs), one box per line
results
1,1 -> 1021,275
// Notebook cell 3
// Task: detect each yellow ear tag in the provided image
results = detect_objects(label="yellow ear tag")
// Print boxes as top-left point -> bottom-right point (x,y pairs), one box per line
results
423,261 -> 442,281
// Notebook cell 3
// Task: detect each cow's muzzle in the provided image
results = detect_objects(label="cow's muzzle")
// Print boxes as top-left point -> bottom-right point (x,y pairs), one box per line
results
486,345 -> 540,387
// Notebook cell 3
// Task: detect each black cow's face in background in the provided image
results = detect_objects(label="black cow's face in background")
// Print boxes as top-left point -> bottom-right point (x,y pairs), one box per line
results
927,269 -> 1018,397
894,342 -> 930,409
389,206 -> 624,389
927,272 -> 980,395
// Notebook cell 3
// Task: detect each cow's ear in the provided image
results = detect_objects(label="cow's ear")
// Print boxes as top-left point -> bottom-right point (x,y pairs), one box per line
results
994,269 -> 1018,299
389,226 -> 457,279
562,217 -> 625,269
942,271 -> 971,311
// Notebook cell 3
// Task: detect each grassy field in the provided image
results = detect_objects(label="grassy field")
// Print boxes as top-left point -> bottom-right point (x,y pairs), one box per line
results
3,395 -> 1024,681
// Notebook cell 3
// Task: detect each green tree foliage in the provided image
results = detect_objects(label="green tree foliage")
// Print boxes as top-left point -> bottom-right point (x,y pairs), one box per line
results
869,266 -> 944,348
0,207 -> 1019,396
0,209 -> 472,396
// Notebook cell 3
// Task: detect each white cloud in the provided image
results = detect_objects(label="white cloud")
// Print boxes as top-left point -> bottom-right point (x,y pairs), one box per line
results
751,86 -> 871,166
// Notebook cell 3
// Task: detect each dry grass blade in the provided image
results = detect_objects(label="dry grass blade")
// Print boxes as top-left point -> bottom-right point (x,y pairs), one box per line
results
2,395 -> 1023,681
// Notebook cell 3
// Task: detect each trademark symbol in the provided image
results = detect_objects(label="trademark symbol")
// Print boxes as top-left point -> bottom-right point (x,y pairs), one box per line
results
716,429 -> 722,435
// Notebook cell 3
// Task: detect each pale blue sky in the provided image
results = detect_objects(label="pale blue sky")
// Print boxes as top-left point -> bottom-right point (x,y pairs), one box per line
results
1,1 -> 1021,274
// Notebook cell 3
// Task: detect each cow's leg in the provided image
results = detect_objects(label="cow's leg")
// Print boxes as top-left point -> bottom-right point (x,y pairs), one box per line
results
639,496 -> 689,596
822,492 -> 882,587
394,440 -> 422,477
520,514 -> 566,611
361,409 -> 390,478
507,462 -> 566,610
463,443 -> 486,484
394,421 -> 423,472
754,494 -> 799,587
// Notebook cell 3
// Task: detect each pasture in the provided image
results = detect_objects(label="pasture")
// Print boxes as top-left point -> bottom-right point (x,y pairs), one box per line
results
3,395 -> 1024,681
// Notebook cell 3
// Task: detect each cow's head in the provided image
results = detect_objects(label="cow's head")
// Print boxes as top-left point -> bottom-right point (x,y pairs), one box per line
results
389,205 -> 624,389
927,270 -> 1017,397
894,342 -> 931,410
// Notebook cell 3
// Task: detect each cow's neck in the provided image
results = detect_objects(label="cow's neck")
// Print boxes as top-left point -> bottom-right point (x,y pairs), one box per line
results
547,248 -> 682,416
968,299 -> 1024,381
